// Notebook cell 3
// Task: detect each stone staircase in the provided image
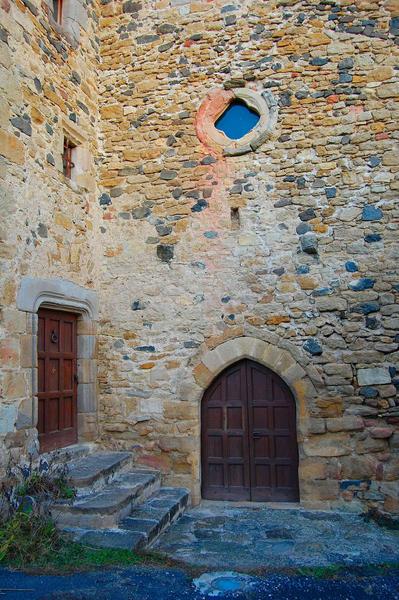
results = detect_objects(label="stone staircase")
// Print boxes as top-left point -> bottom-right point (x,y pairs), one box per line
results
50,447 -> 190,551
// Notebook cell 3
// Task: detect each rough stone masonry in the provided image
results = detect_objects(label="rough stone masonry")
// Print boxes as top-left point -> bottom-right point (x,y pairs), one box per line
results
0,0 -> 398,512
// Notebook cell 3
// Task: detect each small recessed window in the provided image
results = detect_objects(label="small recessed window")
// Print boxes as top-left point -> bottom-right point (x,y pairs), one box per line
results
63,137 -> 75,179
231,207 -> 240,230
215,100 -> 260,140
52,0 -> 63,24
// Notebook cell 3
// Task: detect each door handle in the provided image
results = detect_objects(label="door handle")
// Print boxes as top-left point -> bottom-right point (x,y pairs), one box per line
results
74,374 -> 79,384
253,432 -> 263,438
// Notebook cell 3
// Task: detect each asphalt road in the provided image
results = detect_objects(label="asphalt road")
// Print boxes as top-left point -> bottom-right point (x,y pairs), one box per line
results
1,566 -> 399,600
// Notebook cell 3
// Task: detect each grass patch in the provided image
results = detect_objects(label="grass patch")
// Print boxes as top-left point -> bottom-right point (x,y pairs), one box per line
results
3,541 -> 144,573
296,565 -> 343,579
294,562 -> 399,580
1,528 -> 178,575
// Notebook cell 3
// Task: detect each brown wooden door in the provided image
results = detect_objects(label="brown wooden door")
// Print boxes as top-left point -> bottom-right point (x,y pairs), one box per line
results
201,359 -> 299,502
37,308 -> 78,452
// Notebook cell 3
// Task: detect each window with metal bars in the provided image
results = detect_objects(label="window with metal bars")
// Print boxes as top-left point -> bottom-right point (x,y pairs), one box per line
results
62,138 -> 75,179
52,0 -> 63,25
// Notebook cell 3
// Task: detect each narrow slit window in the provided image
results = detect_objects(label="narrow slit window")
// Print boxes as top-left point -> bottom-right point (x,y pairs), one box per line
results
52,0 -> 63,25
231,207 -> 240,230
63,137 -> 75,179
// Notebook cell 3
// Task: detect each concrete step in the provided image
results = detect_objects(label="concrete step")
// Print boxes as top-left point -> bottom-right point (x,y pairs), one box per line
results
64,487 -> 190,551
52,469 -> 161,529
68,451 -> 133,494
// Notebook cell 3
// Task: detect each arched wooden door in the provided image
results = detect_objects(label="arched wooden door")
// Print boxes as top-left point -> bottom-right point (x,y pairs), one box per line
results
201,359 -> 299,501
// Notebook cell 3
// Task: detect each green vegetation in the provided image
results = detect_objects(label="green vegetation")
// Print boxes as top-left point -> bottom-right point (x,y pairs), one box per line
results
0,511 -> 60,565
1,537 -> 146,573
295,562 -> 399,580
296,565 -> 343,579
15,471 -> 75,500
0,454 -> 171,574
0,454 -> 77,570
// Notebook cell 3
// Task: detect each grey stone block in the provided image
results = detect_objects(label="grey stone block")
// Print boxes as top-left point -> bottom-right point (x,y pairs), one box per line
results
77,383 -> 96,413
69,452 -> 132,487
357,368 -> 391,386
77,336 -> 96,359
79,529 -> 145,551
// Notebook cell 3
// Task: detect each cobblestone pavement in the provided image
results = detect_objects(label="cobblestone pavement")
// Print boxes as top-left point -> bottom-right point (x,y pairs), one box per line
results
154,502 -> 399,570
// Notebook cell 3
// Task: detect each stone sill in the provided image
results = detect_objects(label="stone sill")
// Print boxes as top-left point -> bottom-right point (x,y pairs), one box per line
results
60,172 -> 90,195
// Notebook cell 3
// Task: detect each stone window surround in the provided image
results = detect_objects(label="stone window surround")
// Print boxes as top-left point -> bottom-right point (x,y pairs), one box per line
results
196,87 -> 278,156
16,277 -> 99,449
179,336 -> 319,505
43,0 -> 88,48
55,117 -> 94,192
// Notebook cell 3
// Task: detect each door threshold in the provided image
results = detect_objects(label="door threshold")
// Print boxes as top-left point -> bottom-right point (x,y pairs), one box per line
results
200,500 -> 301,510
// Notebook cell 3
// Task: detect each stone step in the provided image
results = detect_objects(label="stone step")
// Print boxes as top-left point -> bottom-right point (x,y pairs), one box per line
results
41,442 -> 97,466
64,487 -> 190,552
52,469 -> 161,529
120,487 -> 190,547
63,527 -> 147,551
68,451 -> 133,494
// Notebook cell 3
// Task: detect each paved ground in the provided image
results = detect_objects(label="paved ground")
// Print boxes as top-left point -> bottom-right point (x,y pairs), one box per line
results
0,566 -> 399,599
154,502 -> 399,569
1,503 -> 398,599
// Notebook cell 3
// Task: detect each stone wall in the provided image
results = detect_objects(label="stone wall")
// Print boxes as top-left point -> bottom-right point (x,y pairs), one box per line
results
97,0 -> 399,511
0,0 -> 101,470
1,0 -> 398,513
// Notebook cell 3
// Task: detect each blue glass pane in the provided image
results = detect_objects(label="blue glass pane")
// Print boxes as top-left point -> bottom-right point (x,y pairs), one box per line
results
215,100 -> 260,140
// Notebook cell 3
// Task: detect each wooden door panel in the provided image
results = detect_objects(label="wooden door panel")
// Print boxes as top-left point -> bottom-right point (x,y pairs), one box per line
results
254,464 -> 271,488
276,465 -> 291,487
47,397 -> 59,432
202,359 -> 299,502
47,317 -> 60,352
274,406 -> 290,429
201,361 -> 250,500
227,435 -> 244,458
253,436 -> 270,458
226,406 -> 243,429
228,464 -> 245,487
48,358 -> 60,391
63,359 -> 74,391
62,321 -> 73,352
207,406 -> 223,429
208,435 -> 223,458
37,308 -> 78,452
247,361 -> 299,502
252,406 -> 268,428
208,463 -> 224,486
62,396 -> 74,428
275,435 -> 291,458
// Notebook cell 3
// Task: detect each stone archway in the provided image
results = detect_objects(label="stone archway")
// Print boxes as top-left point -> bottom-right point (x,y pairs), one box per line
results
181,336 -> 319,504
